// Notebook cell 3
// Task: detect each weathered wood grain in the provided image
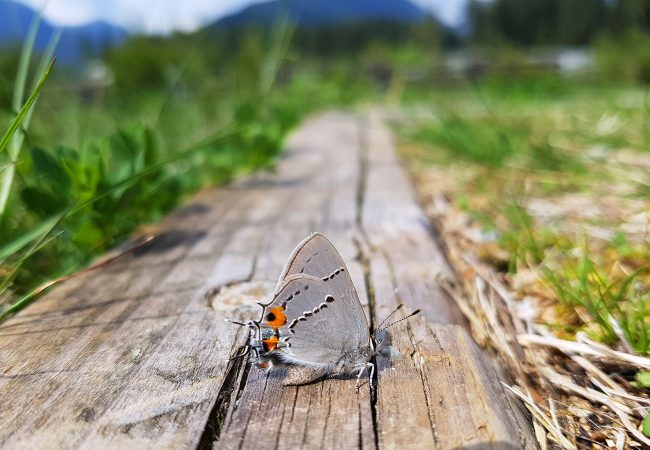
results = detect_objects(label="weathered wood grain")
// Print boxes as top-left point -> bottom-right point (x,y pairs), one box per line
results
215,114 -> 375,450
0,186 -> 250,449
362,112 -> 535,449
0,111 -> 535,449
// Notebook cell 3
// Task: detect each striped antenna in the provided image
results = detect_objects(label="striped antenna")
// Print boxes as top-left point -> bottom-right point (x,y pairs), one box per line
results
374,308 -> 422,335
372,304 -> 403,337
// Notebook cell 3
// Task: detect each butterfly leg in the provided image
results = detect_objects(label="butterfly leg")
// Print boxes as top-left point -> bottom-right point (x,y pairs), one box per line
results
229,344 -> 251,361
355,362 -> 375,392
355,368 -> 364,392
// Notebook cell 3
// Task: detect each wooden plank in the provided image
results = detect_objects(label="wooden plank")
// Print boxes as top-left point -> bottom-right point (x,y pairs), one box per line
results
361,112 -> 537,449
216,113 -> 375,450
0,111 -> 535,449
0,187 -> 252,449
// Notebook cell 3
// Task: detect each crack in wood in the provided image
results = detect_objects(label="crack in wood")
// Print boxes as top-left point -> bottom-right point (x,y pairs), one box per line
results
272,394 -> 287,450
299,387 -> 312,446
321,382 -> 331,448
355,117 -> 381,450
197,331 -> 250,450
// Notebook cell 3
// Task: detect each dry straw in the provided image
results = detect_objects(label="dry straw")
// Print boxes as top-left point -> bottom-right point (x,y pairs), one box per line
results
431,193 -> 650,449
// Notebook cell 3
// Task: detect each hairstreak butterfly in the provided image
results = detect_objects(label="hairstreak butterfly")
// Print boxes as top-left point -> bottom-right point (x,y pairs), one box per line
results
227,233 -> 420,387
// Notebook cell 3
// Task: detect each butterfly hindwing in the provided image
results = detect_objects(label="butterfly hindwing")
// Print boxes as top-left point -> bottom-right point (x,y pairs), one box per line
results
261,274 -> 365,366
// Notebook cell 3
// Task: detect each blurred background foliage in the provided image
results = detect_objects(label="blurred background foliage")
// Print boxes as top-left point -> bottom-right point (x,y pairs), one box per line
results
0,0 -> 648,320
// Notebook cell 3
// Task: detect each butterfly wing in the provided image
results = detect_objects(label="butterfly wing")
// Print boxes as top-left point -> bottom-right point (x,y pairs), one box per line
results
276,233 -> 369,348
279,233 -> 352,282
262,275 -> 342,365
260,271 -> 369,369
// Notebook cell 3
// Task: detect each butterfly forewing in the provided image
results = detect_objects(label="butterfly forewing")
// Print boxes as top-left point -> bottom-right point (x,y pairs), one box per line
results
277,233 -> 369,347
279,233 -> 352,281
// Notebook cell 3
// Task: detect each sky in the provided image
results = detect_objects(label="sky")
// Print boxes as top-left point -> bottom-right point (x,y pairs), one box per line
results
14,0 -> 468,34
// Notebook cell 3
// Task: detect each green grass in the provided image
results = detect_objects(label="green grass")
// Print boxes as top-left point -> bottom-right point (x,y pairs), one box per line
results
0,19 -> 374,321
404,75 -> 650,353
412,114 -> 520,167
544,247 -> 649,353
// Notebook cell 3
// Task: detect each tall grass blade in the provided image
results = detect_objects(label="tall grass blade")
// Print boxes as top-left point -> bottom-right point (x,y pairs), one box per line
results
0,215 -> 61,262
0,59 -> 55,213
35,29 -> 62,83
261,14 -> 295,94
0,209 -> 67,295
0,291 -> 40,322
0,6 -> 59,216
11,8 -> 42,113
0,59 -> 54,155
22,29 -> 62,129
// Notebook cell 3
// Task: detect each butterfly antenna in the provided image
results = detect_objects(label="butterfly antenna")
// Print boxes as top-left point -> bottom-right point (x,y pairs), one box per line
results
225,318 -> 248,327
374,308 -> 422,335
225,318 -> 260,330
372,304 -> 403,337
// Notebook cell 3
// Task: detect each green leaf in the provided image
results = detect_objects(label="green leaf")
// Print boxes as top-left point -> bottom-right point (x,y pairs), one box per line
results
0,215 -> 61,262
637,371 -> 650,388
143,127 -> 160,167
643,414 -> 650,438
21,186 -> 67,216
72,220 -> 103,247
31,147 -> 70,188
55,145 -> 79,162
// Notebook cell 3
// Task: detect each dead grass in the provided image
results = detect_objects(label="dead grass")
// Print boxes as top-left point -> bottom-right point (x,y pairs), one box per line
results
406,160 -> 650,448
394,83 -> 650,447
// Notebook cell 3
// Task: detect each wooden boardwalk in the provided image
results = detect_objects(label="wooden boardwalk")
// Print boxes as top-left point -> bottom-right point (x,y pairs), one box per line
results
0,112 -> 536,449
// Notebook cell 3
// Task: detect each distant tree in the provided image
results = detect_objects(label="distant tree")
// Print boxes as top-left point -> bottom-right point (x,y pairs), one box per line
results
603,0 -> 650,33
466,0 -> 647,46
555,0 -> 609,44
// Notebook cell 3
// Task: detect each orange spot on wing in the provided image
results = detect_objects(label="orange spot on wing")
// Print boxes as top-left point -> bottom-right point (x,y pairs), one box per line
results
263,335 -> 279,351
265,306 -> 286,328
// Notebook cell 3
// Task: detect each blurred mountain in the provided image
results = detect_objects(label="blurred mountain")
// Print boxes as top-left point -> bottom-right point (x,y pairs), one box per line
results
213,0 -> 428,28
0,0 -> 127,65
